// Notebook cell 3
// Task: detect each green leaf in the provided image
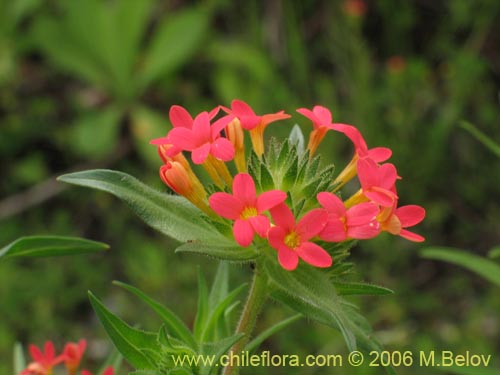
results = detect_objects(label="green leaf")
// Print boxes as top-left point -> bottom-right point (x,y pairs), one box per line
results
97,348 -> 122,375
193,270 -> 209,341
333,282 -> 394,296
263,251 -> 385,354
13,342 -> 25,374
88,291 -> 159,370
208,262 -> 230,311
139,7 -> 210,88
175,241 -> 258,262
199,333 -> 245,375
421,247 -> 500,287
0,235 -> 108,260
72,107 -> 123,159
460,121 -> 500,158
200,283 -> 246,342
488,246 -> 500,259
245,314 -> 302,353
113,281 -> 196,349
58,169 -> 230,244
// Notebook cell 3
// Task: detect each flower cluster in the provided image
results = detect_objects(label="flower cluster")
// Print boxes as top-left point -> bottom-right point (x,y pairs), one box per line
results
20,340 -> 113,375
152,100 -> 425,271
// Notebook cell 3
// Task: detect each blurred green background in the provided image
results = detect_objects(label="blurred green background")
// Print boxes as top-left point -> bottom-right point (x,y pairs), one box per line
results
1,0 -> 499,373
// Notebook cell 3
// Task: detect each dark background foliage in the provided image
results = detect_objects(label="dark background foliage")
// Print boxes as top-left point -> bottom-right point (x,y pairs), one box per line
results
1,0 -> 499,373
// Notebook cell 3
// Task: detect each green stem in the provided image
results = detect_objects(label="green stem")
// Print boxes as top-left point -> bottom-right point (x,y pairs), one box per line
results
223,264 -> 268,375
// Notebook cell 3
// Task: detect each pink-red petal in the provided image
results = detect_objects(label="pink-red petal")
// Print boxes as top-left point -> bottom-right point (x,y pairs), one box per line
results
312,105 -> 332,124
268,226 -> 286,250
169,105 -> 193,128
347,222 -> 380,239
317,192 -> 345,216
296,208 -> 328,240
399,229 -> 425,242
210,137 -> 235,161
319,219 -> 347,242
367,147 -> 392,163
256,190 -> 287,212
269,203 -> 296,232
232,173 -> 257,205
191,143 -> 211,164
346,202 -> 379,226
192,112 -> 211,143
296,242 -> 332,268
209,193 -> 244,219
233,219 -> 255,247
249,215 -> 271,238
278,245 -> 299,271
396,205 -> 426,227
168,128 -> 197,150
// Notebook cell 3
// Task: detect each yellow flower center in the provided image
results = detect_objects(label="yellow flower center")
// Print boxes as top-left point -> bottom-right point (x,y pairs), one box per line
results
284,231 -> 301,249
240,206 -> 258,219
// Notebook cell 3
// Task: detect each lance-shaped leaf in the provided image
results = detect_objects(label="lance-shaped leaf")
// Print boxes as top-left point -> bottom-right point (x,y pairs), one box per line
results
333,282 -> 394,296
0,236 -> 108,260
113,281 -> 196,349
88,291 -> 160,370
58,169 -> 230,244
175,241 -> 258,262
262,251 -> 391,362
421,247 -> 500,287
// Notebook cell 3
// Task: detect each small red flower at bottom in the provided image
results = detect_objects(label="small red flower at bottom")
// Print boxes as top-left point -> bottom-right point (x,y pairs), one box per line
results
63,339 -> 86,375
209,173 -> 287,246
268,203 -> 332,271
21,341 -> 64,375
81,367 -> 114,375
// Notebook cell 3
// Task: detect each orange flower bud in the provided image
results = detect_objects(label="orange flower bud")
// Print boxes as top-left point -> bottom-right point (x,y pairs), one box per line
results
160,162 -> 193,196
226,118 -> 246,173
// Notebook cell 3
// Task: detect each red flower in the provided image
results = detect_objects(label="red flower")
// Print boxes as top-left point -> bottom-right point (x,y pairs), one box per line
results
268,203 -> 332,271
223,99 -> 290,156
357,158 -> 398,207
150,105 -> 221,158
297,105 -> 347,156
332,123 -> 392,163
81,367 -> 114,375
379,204 -> 426,242
167,111 -> 235,164
317,192 -> 380,242
21,341 -> 64,375
209,174 -> 287,246
63,339 -> 86,375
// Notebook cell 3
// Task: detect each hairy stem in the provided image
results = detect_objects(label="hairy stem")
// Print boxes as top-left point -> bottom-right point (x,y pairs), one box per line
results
223,264 -> 268,375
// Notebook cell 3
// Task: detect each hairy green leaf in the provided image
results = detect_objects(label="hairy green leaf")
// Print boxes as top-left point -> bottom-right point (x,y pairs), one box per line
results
88,291 -> 159,370
333,282 -> 394,296
113,281 -> 196,349
58,169 -> 230,244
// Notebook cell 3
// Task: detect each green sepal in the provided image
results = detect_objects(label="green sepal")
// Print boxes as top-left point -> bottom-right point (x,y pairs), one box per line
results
0,235 -> 108,260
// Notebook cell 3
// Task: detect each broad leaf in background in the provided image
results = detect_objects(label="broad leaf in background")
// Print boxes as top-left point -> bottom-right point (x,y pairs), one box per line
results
138,7 -> 210,90
72,106 -> 123,159
0,235 -> 108,260
421,247 -> 500,287
58,169 -> 229,244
